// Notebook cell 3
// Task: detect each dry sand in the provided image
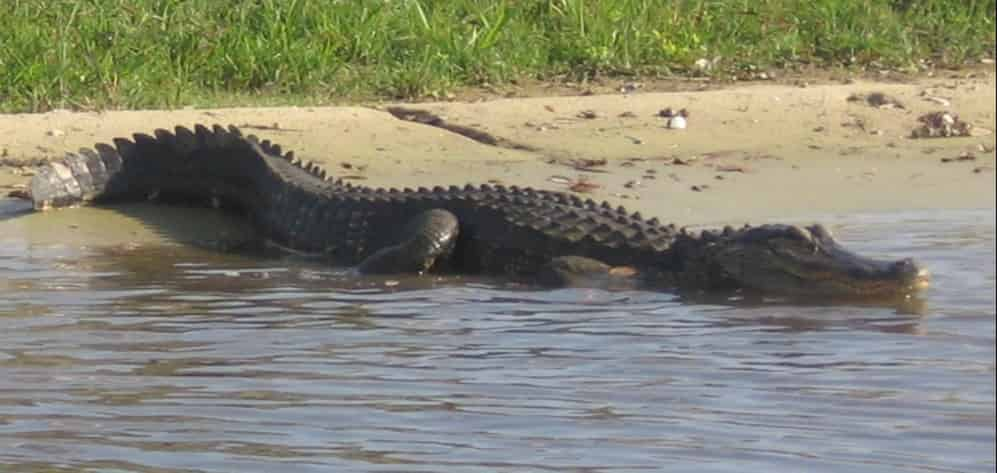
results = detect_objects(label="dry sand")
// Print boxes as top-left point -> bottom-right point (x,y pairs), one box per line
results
1,71 -> 994,246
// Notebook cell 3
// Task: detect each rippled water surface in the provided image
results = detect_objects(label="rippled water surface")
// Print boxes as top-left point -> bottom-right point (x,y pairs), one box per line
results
1,205 -> 994,473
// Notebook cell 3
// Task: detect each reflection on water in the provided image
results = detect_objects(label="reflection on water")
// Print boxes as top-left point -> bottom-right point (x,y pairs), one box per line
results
0,207 -> 994,473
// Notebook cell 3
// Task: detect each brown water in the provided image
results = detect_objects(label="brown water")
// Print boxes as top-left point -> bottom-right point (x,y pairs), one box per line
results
0,202 -> 994,473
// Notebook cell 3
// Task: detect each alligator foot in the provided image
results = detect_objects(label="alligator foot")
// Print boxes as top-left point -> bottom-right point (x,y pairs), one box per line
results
356,209 -> 460,274
538,256 -> 640,288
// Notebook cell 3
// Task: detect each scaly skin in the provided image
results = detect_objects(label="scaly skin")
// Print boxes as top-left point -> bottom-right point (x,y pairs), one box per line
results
28,124 -> 929,298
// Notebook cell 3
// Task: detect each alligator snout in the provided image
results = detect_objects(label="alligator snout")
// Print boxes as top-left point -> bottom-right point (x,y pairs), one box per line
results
892,258 -> 931,290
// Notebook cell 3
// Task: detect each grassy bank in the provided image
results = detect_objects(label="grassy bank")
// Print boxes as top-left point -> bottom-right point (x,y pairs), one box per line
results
1,0 -> 994,112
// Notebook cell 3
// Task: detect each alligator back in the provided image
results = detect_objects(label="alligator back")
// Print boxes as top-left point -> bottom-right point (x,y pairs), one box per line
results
31,125 -> 284,208
30,125 -> 682,274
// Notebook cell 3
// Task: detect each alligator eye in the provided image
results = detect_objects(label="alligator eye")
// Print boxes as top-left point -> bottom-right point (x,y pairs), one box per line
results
807,224 -> 834,241
774,225 -> 819,254
785,226 -> 813,243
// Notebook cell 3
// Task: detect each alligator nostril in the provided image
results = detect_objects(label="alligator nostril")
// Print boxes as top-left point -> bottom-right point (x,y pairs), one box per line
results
893,258 -> 927,281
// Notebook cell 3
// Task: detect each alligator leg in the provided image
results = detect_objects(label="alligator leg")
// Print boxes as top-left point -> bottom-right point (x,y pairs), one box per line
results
356,209 -> 460,274
538,255 -> 640,287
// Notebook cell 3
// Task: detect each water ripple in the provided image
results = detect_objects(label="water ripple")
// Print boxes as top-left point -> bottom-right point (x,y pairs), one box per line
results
0,209 -> 993,473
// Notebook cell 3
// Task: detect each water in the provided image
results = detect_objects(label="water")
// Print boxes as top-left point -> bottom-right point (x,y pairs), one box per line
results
0,203 -> 994,473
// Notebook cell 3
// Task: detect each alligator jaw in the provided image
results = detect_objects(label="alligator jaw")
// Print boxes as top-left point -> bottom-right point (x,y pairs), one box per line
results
687,224 -> 931,299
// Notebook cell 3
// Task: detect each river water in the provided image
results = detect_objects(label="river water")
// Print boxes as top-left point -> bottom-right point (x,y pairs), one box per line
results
0,202 -> 994,473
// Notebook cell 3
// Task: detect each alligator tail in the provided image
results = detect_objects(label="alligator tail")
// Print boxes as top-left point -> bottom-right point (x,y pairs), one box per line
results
29,124 -> 289,211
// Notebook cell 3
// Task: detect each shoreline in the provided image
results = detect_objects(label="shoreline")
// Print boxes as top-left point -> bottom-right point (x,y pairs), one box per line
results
2,72 -> 994,245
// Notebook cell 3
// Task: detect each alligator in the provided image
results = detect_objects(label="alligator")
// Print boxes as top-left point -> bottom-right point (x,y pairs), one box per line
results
28,124 -> 929,299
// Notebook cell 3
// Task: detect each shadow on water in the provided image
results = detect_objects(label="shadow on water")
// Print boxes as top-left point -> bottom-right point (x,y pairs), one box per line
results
679,291 -> 927,332
6,237 -> 931,341
0,197 -> 259,249
0,197 -> 32,219
0,201 -> 993,473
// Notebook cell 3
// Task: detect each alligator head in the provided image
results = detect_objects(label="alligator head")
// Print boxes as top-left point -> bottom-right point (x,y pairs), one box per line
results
676,224 -> 930,299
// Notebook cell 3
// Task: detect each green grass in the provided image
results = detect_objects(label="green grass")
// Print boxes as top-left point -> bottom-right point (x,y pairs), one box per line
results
1,0 -> 994,112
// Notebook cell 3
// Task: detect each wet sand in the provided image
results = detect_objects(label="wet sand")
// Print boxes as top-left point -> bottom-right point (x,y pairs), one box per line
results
1,71 -> 993,245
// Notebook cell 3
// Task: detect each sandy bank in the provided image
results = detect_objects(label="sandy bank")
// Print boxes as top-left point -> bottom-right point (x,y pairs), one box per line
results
1,71 -> 993,246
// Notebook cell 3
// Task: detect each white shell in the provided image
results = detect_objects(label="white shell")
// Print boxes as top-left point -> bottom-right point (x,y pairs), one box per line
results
667,116 -> 687,129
